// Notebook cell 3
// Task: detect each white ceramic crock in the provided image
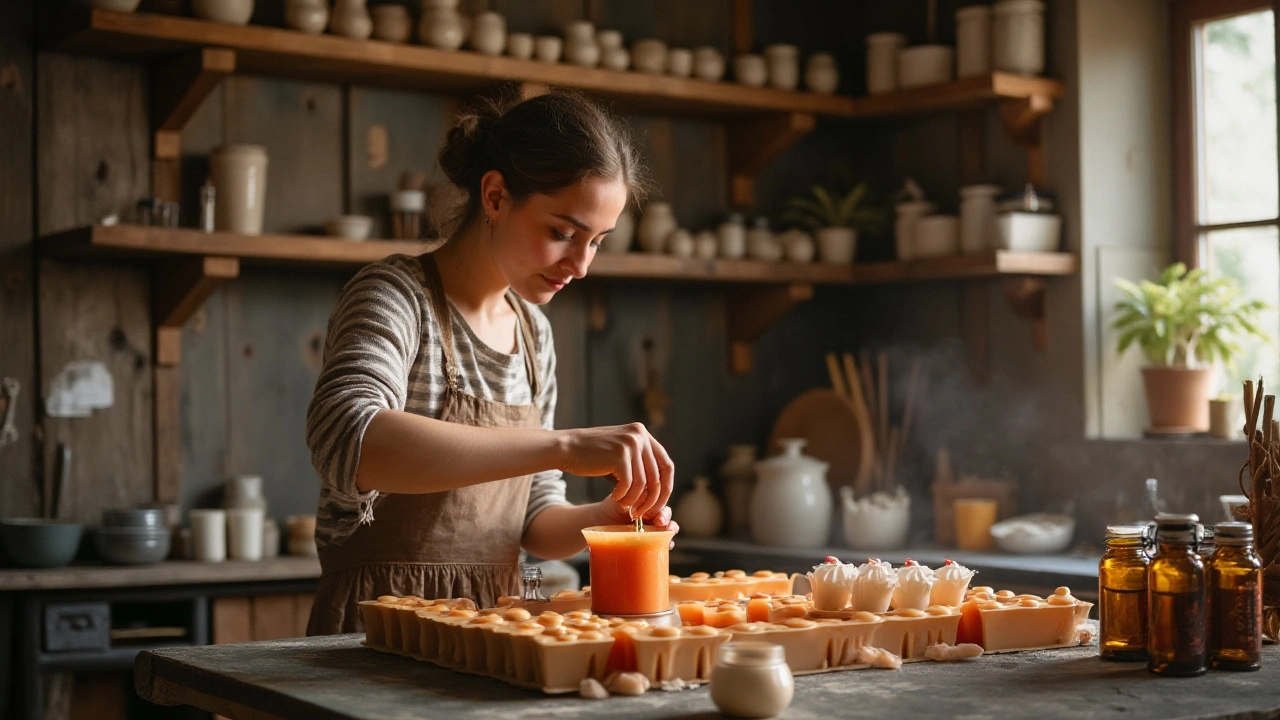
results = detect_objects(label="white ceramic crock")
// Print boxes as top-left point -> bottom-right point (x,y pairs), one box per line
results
750,438 -> 833,548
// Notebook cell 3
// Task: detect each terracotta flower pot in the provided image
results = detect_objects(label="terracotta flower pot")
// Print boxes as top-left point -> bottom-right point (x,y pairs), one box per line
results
1141,366 -> 1214,432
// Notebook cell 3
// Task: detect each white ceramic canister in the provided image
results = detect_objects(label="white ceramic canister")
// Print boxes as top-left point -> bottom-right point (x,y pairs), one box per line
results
734,53 -> 767,87
764,43 -> 800,91
223,474 -> 268,512
750,438 -> 833,548
370,3 -> 411,42
210,144 -> 268,235
710,642 -> 794,719
718,213 -> 747,259
693,46 -> 725,81
189,509 -> 227,563
865,31 -> 906,95
675,476 -> 724,538
637,202 -> 677,253
805,52 -> 839,94
506,32 -> 534,60
666,228 -> 694,259
566,38 -> 601,67
563,19 -> 594,44
227,507 -> 265,561
469,11 -> 506,55
897,44 -> 954,88
959,184 -> 1002,254
693,230 -> 719,260
601,46 -> 630,71
666,47 -> 693,78
746,216 -> 781,261
192,0 -> 254,25
329,0 -> 372,39
600,209 -> 634,254
284,0 -> 328,34
596,29 -> 623,50
720,444 -> 757,537
912,214 -> 961,258
533,35 -> 563,63
894,199 -> 935,261
632,38 -> 667,74
993,0 -> 1045,76
419,3 -> 465,50
779,228 -> 815,263
955,4 -> 992,78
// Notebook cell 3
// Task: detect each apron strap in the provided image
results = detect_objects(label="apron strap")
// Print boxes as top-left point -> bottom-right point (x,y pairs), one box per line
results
418,254 -> 461,392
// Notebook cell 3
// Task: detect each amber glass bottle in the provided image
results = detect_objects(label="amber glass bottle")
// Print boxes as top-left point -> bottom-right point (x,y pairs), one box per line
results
1147,513 -> 1206,676
1099,524 -> 1150,661
1207,522 -> 1262,671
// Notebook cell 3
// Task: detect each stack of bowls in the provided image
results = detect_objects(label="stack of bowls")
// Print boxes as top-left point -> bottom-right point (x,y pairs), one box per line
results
95,508 -> 171,565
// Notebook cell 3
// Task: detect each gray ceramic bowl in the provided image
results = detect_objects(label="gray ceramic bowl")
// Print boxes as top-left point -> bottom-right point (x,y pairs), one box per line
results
0,518 -> 83,568
93,526 -> 171,565
102,507 -> 165,528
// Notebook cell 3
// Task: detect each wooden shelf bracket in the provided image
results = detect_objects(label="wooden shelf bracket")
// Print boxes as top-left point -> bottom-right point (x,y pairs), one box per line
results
151,47 -> 235,157
1000,93 -> 1054,187
1001,276 -> 1049,352
153,255 -> 240,367
727,112 -> 816,209
727,281 -> 814,375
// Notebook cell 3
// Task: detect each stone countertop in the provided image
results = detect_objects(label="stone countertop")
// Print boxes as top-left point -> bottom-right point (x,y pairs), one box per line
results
0,556 -> 321,592
134,633 -> 1280,720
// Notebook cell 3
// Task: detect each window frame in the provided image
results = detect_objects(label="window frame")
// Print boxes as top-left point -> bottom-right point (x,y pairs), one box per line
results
1173,0 -> 1280,266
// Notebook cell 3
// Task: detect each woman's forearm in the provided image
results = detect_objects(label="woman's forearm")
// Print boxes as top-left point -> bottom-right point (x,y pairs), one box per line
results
520,502 -> 610,560
355,408 -> 567,494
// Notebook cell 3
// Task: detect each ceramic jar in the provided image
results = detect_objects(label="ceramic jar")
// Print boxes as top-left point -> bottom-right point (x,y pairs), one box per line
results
598,30 -> 629,70
898,45 -> 953,88
734,53 -> 767,87
210,144 -> 268,235
261,517 -> 280,559
189,509 -> 227,562
600,209 -> 634,254
720,444 -> 757,537
666,228 -> 694,258
747,216 -> 781,262
329,0 -> 372,39
693,230 -> 718,260
816,227 -> 857,264
227,507 -> 265,561
507,32 -> 534,60
804,52 -> 839,94
717,213 -> 747,259
284,0 -> 328,34
419,0 -> 465,50
469,11 -> 506,55
993,0 -> 1045,75
566,39 -> 600,67
894,199 -> 935,261
371,4 -> 411,42
633,38 -> 667,74
693,46 -> 726,82
534,35 -> 563,63
865,31 -> 905,94
192,0 -> 254,25
637,202 -> 677,254
956,4 -> 992,78
781,228 -> 815,263
710,642 -> 794,719
750,438 -> 833,548
959,184 -> 1002,254
912,215 -> 960,258
666,47 -> 693,78
596,29 -> 623,51
223,474 -> 268,512
764,44 -> 799,91
676,477 -> 724,538
563,20 -> 594,44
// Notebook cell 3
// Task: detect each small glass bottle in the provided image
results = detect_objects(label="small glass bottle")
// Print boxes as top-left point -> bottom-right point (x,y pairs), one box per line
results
1147,513 -> 1207,676
1207,522 -> 1262,671
200,177 -> 216,233
1099,524 -> 1150,661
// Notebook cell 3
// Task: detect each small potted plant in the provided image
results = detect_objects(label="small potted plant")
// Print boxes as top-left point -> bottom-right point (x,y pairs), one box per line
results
1113,262 -> 1268,432
781,183 -> 884,264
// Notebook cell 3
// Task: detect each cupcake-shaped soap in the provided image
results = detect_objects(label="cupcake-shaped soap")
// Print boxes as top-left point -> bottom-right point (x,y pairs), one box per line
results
807,555 -> 858,611
851,558 -> 898,613
892,559 -> 937,611
930,559 -> 976,607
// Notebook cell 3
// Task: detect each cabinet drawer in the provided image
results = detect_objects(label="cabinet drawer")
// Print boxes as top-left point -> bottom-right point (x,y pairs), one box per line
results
44,602 -> 111,652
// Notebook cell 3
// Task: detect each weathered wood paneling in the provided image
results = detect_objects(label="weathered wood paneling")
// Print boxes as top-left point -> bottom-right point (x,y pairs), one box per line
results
0,0 -> 39,519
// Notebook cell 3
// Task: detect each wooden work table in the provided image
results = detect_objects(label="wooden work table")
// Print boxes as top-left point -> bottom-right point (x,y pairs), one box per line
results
135,634 -> 1280,720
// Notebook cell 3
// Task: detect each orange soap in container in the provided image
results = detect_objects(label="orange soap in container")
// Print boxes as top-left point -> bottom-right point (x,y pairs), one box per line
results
582,525 -> 678,621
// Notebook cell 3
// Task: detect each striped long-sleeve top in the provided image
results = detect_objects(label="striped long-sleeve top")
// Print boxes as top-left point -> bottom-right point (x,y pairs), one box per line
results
305,254 -> 568,552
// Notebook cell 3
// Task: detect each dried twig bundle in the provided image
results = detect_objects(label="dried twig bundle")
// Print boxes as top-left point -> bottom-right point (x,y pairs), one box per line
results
1241,378 -> 1280,641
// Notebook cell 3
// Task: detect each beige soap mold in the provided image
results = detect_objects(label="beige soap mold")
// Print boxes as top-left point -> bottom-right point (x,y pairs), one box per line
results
668,569 -> 794,603
962,587 -> 1094,654
726,615 -> 884,674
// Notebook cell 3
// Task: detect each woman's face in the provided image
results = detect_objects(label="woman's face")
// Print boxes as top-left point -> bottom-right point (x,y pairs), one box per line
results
486,173 -> 629,304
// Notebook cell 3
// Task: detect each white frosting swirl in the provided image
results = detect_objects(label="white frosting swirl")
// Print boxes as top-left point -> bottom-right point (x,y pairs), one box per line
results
807,559 -> 858,611
929,560 -> 976,607
892,560 -> 936,611
851,559 -> 898,613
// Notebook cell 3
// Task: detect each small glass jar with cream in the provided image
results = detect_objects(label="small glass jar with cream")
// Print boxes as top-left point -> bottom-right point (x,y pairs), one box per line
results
710,641 -> 794,719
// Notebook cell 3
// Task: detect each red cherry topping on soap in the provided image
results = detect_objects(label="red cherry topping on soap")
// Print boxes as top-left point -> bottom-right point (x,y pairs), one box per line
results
824,556 -> 840,565
944,559 -> 956,566
904,558 -> 918,566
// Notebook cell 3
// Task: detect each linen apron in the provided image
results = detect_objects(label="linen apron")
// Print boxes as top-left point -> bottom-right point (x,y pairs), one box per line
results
307,254 -> 543,635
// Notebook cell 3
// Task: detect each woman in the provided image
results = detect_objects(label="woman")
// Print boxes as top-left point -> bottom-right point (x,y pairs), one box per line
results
305,91 -> 676,635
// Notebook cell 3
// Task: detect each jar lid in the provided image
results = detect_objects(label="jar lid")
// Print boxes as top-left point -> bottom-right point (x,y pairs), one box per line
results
756,438 -> 828,473
1215,521 -> 1254,543
718,640 -> 786,667
1105,524 -> 1147,539
1155,512 -> 1199,526
1155,513 -> 1199,544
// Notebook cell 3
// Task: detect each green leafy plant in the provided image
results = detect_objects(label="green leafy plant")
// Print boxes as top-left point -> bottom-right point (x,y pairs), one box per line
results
781,183 -> 885,234
1113,262 -> 1269,368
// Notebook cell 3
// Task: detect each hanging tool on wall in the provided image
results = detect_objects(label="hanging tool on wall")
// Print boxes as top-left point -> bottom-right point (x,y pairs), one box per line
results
0,377 -> 20,448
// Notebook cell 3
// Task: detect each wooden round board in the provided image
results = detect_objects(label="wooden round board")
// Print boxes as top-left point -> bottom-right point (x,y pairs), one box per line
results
769,388 -> 875,494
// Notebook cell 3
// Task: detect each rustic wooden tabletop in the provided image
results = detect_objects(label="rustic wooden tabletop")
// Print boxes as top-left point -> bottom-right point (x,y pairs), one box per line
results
134,633 -> 1280,720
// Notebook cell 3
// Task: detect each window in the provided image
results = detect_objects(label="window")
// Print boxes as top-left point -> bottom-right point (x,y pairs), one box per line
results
1175,1 -> 1280,389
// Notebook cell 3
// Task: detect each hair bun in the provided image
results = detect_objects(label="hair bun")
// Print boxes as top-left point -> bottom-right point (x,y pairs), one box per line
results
438,98 -> 504,189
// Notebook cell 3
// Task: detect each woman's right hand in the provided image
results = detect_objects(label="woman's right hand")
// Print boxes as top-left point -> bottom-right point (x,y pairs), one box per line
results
557,423 -> 675,519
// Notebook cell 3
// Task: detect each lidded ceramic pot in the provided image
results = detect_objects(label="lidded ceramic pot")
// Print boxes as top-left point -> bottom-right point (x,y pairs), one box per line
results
675,477 -> 724,538
666,228 -> 694,258
329,0 -> 372,40
419,0 -> 465,50
750,438 -> 833,548
710,642 -> 794,719
210,144 -> 268,235
693,230 -> 719,260
959,183 -> 1002,255
637,201 -> 677,253
370,3 -> 411,42
506,32 -> 535,60
804,52 -> 839,94
717,213 -> 747,259
733,53 -> 767,87
956,3 -> 993,78
865,31 -> 906,94
192,0 -> 254,25
746,216 -> 781,262
284,0 -> 328,34
666,47 -> 693,78
632,38 -> 667,74
764,43 -> 800,91
693,46 -> 726,82
469,11 -> 506,55
993,0 -> 1045,76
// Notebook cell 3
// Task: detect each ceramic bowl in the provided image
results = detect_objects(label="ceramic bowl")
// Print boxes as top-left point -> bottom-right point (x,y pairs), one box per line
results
989,513 -> 1075,554
93,526 -> 171,565
324,215 -> 374,241
0,519 -> 83,568
911,215 -> 960,257
897,44 -> 954,88
102,507 -> 165,528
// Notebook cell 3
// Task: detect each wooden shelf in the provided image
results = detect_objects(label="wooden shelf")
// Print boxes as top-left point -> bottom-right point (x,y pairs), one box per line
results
47,9 -> 1064,123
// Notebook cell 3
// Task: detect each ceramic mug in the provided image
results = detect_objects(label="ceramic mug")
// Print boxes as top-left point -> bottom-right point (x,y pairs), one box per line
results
189,509 -> 227,562
506,32 -> 534,60
534,35 -> 563,63
210,144 -> 268,235
227,507 -> 265,561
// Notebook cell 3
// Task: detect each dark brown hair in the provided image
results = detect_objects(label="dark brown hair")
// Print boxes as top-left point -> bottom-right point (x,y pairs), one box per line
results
437,89 -> 650,237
